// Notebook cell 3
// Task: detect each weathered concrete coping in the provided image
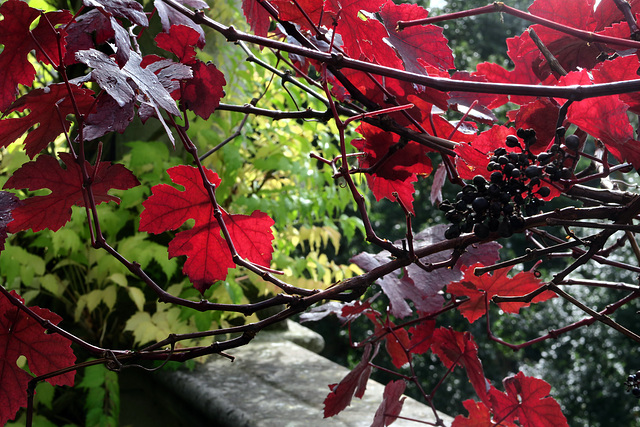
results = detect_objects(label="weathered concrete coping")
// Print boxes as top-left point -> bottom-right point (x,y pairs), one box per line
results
156,321 -> 454,426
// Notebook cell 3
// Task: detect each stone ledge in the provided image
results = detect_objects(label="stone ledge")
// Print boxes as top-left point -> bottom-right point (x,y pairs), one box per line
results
156,336 -> 454,426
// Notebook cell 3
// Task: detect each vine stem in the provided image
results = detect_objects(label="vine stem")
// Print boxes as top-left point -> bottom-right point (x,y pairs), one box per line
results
160,0 -> 640,101
319,63 -> 405,256
0,286 -> 118,356
397,2 -> 640,50
489,289 -> 640,350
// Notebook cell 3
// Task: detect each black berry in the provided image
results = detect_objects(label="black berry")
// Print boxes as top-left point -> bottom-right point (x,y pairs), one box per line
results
565,134 -> 580,151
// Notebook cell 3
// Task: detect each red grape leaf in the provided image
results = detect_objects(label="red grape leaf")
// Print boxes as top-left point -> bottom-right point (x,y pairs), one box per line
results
351,123 -> 432,213
182,61 -> 227,120
474,32 -> 558,108
242,0 -> 272,38
431,327 -> 490,405
529,0 -> 597,30
489,372 -> 569,427
323,0 -> 390,62
109,16 -> 133,67
558,69 -> 640,167
0,83 -> 95,158
452,399 -> 518,427
155,25 -> 200,64
154,0 -> 207,48
351,17 -> 402,69
31,10 -> 73,67
508,98 -> 561,151
594,0 -> 640,30
350,251 -> 440,318
447,264 -> 556,324
504,0 -> 626,83
455,125 -> 515,180
0,1 -> 73,112
0,290 -> 76,426
3,153 -> 140,233
377,317 -> 411,368
518,25 -> 605,79
525,0 -> 608,75
591,55 -> 640,115
340,295 -> 380,322
272,0 -> 337,30
407,318 -> 435,355
140,56 -> 193,106
0,191 -> 19,252
379,1 -> 454,73
138,165 -> 275,293
324,344 -> 373,418
371,380 -> 406,427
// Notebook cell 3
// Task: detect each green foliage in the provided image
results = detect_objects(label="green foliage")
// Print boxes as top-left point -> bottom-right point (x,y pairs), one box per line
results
79,363 -> 120,427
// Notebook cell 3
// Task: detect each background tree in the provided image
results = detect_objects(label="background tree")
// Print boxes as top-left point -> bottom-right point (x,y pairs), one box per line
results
432,0 -> 532,69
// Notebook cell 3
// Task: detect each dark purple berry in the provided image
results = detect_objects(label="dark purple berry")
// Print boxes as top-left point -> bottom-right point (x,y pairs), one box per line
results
439,202 -> 453,212
488,184 -> 501,197
462,185 -> 477,194
489,201 -> 502,216
474,223 -> 490,239
537,152 -> 552,164
525,165 -> 543,178
537,186 -> 551,198
491,171 -> 504,183
445,211 -> 463,223
473,175 -> 488,188
505,135 -> 520,148
503,163 -> 515,176
503,203 -> 514,215
472,197 -> 490,212
461,221 -> 473,233
565,134 -> 580,151
444,224 -> 461,239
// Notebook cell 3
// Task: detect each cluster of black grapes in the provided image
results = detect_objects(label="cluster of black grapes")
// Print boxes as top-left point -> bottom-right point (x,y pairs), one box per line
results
625,370 -> 640,398
441,128 -> 578,240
